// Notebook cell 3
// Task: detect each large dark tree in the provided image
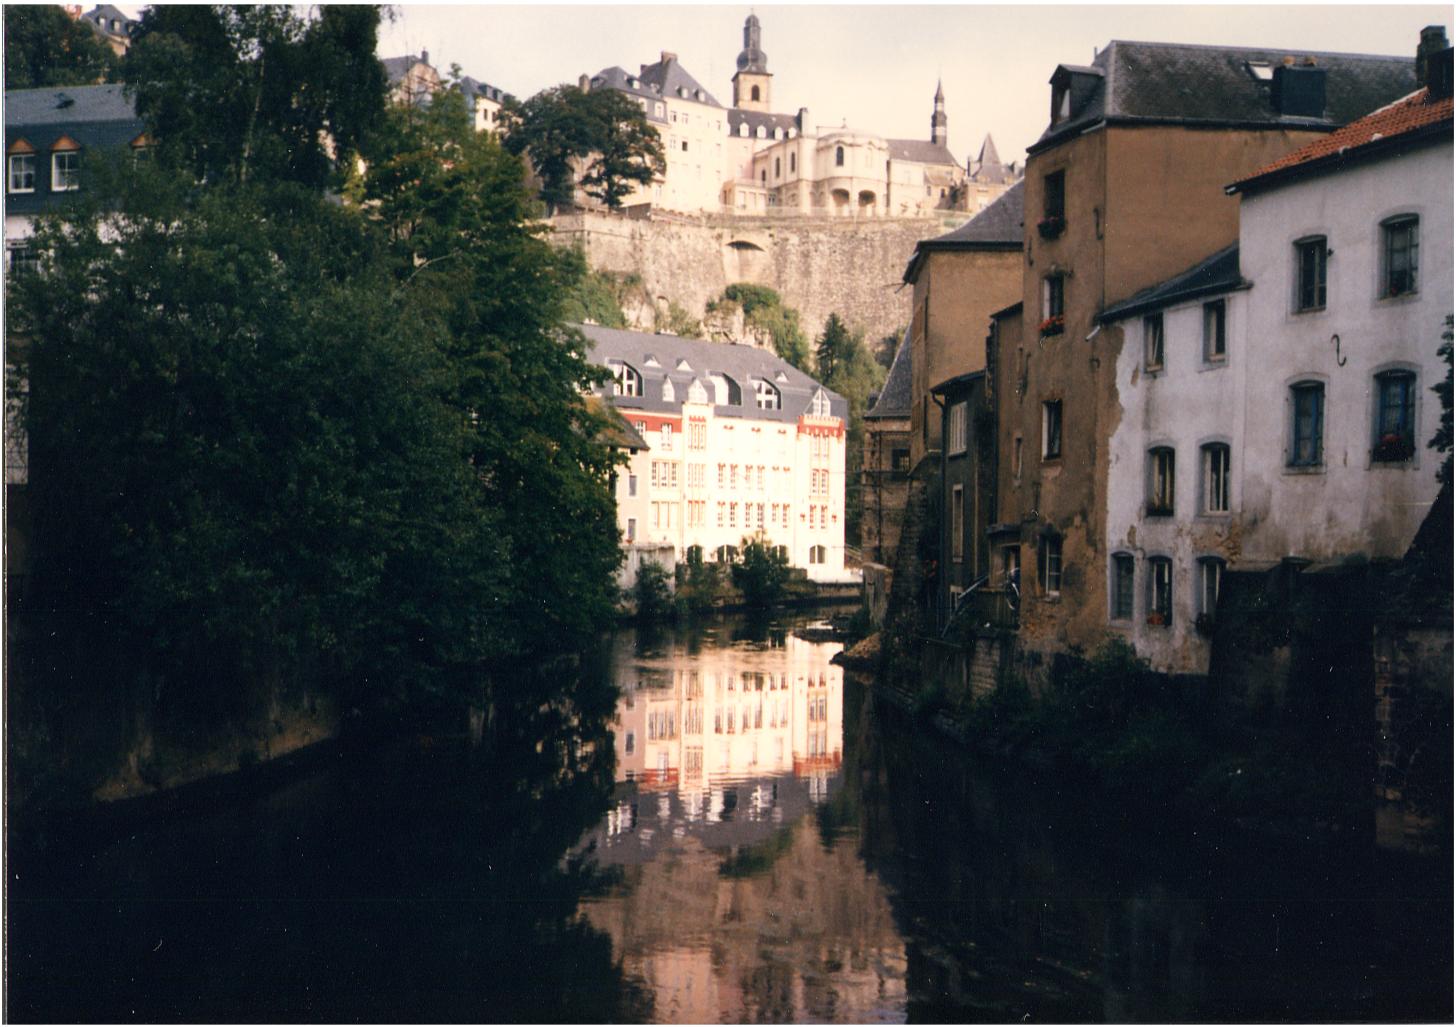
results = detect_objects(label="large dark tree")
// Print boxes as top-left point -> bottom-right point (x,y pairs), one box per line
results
815,314 -> 887,548
4,5 -> 117,90
506,84 -> 664,213
123,5 -> 387,189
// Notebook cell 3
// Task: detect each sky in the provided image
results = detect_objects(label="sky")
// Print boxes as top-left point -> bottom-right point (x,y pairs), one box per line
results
374,4 -> 1453,167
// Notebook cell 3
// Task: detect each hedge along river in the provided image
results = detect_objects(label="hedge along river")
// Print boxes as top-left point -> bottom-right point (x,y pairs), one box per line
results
6,613 -> 1450,1022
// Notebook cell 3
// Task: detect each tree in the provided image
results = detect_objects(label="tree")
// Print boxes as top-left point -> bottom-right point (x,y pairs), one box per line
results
713,284 -> 811,370
1432,314 -> 1453,487
815,314 -> 888,548
732,538 -> 790,609
4,5 -> 117,90
875,328 -> 903,370
506,84 -> 664,214
815,313 -> 855,382
579,88 -> 665,210
123,5 -> 387,189
364,87 -> 623,658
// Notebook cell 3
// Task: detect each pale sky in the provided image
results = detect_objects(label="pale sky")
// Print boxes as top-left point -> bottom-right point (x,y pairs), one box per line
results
374,4 -> 1451,166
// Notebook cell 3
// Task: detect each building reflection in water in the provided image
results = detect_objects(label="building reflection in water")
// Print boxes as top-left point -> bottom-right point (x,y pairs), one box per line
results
572,629 -> 906,1024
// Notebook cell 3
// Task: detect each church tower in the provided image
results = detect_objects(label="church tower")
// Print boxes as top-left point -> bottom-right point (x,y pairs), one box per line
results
732,13 -> 772,111
931,79 -> 948,146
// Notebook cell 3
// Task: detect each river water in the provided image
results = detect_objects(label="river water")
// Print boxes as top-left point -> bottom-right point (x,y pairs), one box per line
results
7,614 -> 1451,1022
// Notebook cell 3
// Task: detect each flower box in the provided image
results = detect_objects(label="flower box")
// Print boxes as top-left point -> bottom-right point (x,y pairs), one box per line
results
1038,314 -> 1065,338
1037,215 -> 1066,240
1373,433 -> 1415,463
1146,611 -> 1167,627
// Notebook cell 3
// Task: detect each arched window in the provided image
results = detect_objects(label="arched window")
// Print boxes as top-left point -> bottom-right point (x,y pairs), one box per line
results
661,377 -> 675,402
753,379 -> 780,410
738,122 -> 749,137
1373,369 -> 1418,461
809,545 -> 826,565
835,145 -> 845,167
751,85 -> 760,102
1201,443 -> 1230,513
1147,446 -> 1175,516
774,157 -> 781,178
756,125 -> 766,139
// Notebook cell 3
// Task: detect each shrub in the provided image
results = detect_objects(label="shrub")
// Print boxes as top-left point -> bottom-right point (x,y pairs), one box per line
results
731,537 -> 789,609
632,562 -> 674,624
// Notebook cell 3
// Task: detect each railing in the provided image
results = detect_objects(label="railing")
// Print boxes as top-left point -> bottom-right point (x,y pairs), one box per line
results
946,577 -> 1019,635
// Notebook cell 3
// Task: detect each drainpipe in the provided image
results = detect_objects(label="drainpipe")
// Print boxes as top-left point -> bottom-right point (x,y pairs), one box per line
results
931,390 -> 948,632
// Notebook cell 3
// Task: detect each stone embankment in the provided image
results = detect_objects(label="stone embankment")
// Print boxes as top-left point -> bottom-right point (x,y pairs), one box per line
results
549,209 -> 970,342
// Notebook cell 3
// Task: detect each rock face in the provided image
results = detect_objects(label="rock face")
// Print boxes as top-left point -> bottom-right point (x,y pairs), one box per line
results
550,210 -> 972,342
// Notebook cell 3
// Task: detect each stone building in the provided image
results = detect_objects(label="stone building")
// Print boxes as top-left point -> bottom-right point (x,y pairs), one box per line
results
75,4 -> 139,56
587,14 -> 1013,218
999,38 -> 1416,666
382,51 -> 508,132
582,324 -> 852,582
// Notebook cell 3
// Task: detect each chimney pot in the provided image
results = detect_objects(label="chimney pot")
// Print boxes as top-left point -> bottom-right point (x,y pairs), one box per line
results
661,51 -> 677,65
1417,25 -> 1449,86
579,73 -> 590,93
421,49 -> 429,65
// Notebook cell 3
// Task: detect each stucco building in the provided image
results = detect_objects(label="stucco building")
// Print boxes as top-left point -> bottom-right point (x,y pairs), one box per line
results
582,324 -> 851,582
999,38 -> 1417,665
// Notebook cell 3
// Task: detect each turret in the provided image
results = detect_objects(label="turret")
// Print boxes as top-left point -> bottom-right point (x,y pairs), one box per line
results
732,13 -> 773,112
931,79 -> 947,146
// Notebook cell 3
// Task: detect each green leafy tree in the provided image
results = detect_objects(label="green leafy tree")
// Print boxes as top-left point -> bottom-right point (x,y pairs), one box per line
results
4,5 -> 117,89
875,328 -> 903,370
579,88 -> 665,210
731,537 -> 790,609
815,314 -> 887,547
632,562 -> 675,624
1431,314 -> 1453,487
364,87 -> 623,656
815,313 -> 856,383
123,5 -> 387,189
714,284 -> 811,370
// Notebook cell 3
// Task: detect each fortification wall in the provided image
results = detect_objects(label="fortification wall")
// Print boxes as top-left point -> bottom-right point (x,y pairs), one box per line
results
549,210 -> 970,342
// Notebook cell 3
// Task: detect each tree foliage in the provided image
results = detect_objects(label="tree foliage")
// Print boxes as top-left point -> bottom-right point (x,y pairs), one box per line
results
505,84 -> 664,213
123,5 -> 387,189
815,314 -> 887,548
712,284 -> 810,370
1432,314 -> 1453,487
4,5 -> 117,90
731,537 -> 790,609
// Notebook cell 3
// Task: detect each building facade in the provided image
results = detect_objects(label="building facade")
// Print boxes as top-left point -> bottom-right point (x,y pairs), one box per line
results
583,324 -> 850,581
862,330 -> 913,566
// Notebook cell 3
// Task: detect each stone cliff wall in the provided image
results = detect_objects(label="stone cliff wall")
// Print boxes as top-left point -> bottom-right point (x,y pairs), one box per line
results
550,210 -> 970,343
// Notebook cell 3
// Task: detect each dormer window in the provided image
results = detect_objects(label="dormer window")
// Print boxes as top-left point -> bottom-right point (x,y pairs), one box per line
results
1245,60 -> 1274,82
51,148 -> 79,192
607,360 -> 641,398
738,122 -> 749,137
8,144 -> 35,194
753,378 -> 781,411
675,358 -> 692,371
1052,85 -> 1071,124
810,389 -> 831,418
644,353 -> 660,367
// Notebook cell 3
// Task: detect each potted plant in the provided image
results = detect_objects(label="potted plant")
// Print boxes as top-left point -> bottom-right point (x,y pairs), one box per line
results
1038,314 -> 1065,338
1037,214 -> 1066,239
1146,610 -> 1167,627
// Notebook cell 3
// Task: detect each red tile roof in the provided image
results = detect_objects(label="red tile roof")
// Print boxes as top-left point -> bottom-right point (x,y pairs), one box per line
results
1234,87 -> 1453,189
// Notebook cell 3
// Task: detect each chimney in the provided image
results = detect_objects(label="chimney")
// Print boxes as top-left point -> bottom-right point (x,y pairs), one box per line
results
660,51 -> 677,65
1272,61 -> 1326,118
1428,46 -> 1454,99
420,49 -> 429,66
1418,25 -> 1449,86
797,107 -> 809,131
578,73 -> 590,93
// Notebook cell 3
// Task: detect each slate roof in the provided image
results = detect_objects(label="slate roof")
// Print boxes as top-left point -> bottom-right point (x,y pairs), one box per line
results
82,4 -> 136,40
887,138 -> 958,165
579,324 -> 847,424
1032,40 -> 1417,154
866,326 -> 913,421
1097,243 -> 1247,323
585,394 -> 651,451
4,84 -> 145,216
1229,86 -> 1453,192
726,108 -> 800,138
460,76 -> 508,106
637,54 -> 723,108
970,133 -> 1014,184
381,54 -> 425,84
902,179 -> 1024,283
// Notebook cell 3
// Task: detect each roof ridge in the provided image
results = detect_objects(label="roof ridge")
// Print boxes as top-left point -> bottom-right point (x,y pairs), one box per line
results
1102,37 -> 1407,61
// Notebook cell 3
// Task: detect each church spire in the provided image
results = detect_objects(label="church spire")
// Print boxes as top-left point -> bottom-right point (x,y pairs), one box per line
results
931,79 -> 948,146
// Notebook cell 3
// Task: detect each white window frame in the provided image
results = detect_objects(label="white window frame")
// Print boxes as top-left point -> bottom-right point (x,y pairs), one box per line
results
8,152 -> 36,194
1039,535 -> 1062,596
1201,443 -> 1230,514
947,401 -> 967,455
1202,299 -> 1226,365
51,149 -> 79,192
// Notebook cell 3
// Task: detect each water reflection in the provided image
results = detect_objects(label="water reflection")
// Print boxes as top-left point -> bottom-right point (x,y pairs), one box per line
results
573,622 -> 908,1023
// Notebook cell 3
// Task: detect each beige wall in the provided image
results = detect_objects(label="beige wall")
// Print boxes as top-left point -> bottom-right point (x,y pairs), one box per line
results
908,247 -> 1023,466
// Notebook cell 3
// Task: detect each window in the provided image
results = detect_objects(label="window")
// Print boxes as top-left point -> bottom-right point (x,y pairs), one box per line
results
1290,381 -> 1325,467
774,157 -> 781,178
1002,545 -> 1020,586
789,152 -> 796,173
1042,401 -> 1062,459
811,390 -> 831,417
1144,313 -> 1164,372
1148,557 -> 1173,626
7,243 -> 38,275
751,84 -> 760,102
1201,443 -> 1230,514
947,401 -> 967,455
609,361 -> 641,397
1043,169 -> 1065,220
1111,553 -> 1135,621
1295,237 -> 1327,311
891,447 -> 910,475
626,517 -> 636,541
660,423 -> 673,450
754,379 -> 780,410
1038,534 -> 1062,595
628,474 -> 638,497
1382,216 -> 1419,297
835,146 -> 845,167
1041,274 -> 1065,320
951,486 -> 964,563
51,149 -> 79,191
1198,557 -> 1224,620
809,544 -> 825,564
1013,435 -> 1023,478
1147,447 -> 1175,515
8,152 -> 35,193
1203,300 -> 1226,364
1373,370 -> 1417,462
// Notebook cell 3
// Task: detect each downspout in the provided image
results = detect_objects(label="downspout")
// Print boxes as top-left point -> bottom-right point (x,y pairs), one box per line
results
931,390 -> 948,632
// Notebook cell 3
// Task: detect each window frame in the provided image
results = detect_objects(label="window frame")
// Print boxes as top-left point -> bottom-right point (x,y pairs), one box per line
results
1043,169 -> 1065,220
1294,236 -> 1327,312
1111,552 -> 1135,622
951,485 -> 965,563
1289,380 -> 1325,469
946,400 -> 968,455
1202,299 -> 1227,365
1143,313 -> 1165,372
50,148 -> 79,192
1041,273 -> 1065,320
1147,556 -> 1173,627
1042,400 -> 1063,460
1038,534 -> 1063,596
1372,368 -> 1418,463
1381,215 -> 1419,299
1200,442 -> 1231,515
8,152 -> 36,194
1197,556 -> 1225,621
1146,446 -> 1176,517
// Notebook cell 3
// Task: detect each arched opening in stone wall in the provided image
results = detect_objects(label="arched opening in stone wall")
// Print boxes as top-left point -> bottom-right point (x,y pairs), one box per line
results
831,189 -> 850,214
858,190 -> 877,214
724,238 -> 769,283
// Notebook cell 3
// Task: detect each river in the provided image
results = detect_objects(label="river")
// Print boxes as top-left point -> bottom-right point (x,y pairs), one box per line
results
7,613 -> 1451,1022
